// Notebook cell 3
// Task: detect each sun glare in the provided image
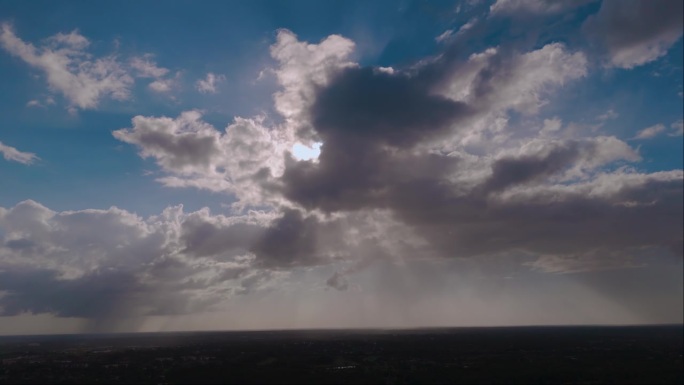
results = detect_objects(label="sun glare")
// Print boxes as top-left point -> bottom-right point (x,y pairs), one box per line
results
291,142 -> 322,161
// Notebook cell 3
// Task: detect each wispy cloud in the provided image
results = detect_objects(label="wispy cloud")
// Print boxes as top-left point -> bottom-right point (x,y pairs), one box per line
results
195,72 -> 226,94
0,141 -> 39,165
0,23 -> 133,110
633,123 -> 665,139
130,55 -> 169,78
669,119 -> 683,137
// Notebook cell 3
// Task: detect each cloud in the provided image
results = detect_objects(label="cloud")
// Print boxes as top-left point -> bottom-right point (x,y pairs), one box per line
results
195,72 -> 225,94
435,18 -> 478,44
0,199 -> 379,321
3,27 -> 684,327
442,43 -> 588,116
583,0 -> 684,69
435,29 -> 455,43
148,78 -> 176,93
269,29 -> 357,139
633,123 -> 665,140
326,272 -> 348,291
110,30 -> 682,285
669,120 -> 684,137
0,141 -> 39,165
130,55 -> 169,78
113,111 -> 289,206
128,54 -> 180,94
0,201 -> 262,319
271,32 -> 681,269
0,24 -> 133,110
597,109 -> 618,121
490,0 -> 596,15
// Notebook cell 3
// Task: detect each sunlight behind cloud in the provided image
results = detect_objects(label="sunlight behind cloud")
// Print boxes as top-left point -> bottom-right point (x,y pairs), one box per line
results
291,142 -> 322,161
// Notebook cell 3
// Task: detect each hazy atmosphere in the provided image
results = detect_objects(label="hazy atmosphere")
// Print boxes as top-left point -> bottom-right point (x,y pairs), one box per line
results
0,0 -> 682,335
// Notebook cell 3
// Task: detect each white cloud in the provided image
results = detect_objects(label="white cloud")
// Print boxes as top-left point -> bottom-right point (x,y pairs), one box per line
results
128,54 -> 179,94
435,18 -> 478,43
669,120 -> 683,137
47,30 -> 89,50
597,109 -> 618,121
435,29 -> 454,43
113,111 -> 289,207
149,78 -> 174,93
269,29 -> 357,137
490,0 -> 595,15
0,141 -> 39,165
633,123 -> 666,140
444,43 -> 587,116
195,72 -> 225,94
26,100 -> 42,108
0,24 -> 133,110
437,43 -> 587,152
540,117 -> 562,136
130,55 -> 169,78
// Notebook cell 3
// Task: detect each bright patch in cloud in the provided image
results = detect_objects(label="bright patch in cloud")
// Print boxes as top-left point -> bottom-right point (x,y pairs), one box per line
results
291,142 -> 322,161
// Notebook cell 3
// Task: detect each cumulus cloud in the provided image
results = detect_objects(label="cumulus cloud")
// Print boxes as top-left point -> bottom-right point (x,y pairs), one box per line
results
269,29 -> 357,139
108,30 -> 683,301
270,31 -> 681,272
0,24 -> 133,110
0,202 -> 252,319
113,111 -> 289,206
195,72 -> 225,94
0,200 -> 381,320
583,0 -> 684,69
0,141 -> 39,165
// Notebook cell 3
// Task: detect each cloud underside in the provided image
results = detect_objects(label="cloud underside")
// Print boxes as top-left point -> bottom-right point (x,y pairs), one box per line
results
1,18 -> 683,320
582,0 -> 683,69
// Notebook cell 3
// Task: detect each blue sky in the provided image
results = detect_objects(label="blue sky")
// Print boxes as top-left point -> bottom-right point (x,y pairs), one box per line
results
0,0 -> 682,334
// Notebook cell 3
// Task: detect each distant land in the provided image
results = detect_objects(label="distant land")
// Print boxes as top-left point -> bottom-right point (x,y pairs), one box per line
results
1,325 -> 681,384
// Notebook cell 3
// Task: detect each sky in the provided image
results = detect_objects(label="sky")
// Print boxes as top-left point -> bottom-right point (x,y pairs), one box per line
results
0,0 -> 682,335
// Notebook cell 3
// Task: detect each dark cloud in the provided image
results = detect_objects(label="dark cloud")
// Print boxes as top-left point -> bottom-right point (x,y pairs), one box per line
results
480,147 -> 582,193
583,0 -> 684,68
0,268 -> 148,318
326,272 -> 349,291
406,176 -> 683,261
113,113 -> 221,170
181,216 -> 263,259
280,64 -> 473,212
276,41 -> 682,268
311,67 -> 471,148
250,209 -> 345,268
